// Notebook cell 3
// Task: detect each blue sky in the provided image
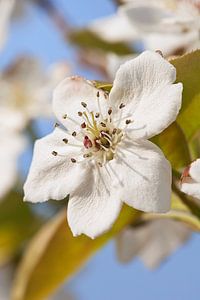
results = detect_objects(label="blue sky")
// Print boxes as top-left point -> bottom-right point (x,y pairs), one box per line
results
2,1 -> 200,299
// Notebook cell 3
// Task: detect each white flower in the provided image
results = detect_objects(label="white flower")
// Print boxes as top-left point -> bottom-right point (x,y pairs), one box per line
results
0,57 -> 70,129
0,0 -> 15,50
181,159 -> 200,200
89,0 -> 200,56
24,51 -> 182,238
116,219 -> 190,269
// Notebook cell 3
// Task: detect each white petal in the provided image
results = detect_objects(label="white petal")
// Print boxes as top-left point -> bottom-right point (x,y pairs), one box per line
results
67,163 -> 122,239
120,1 -> 173,31
52,76 -> 108,131
110,51 -> 182,139
116,219 -> 190,268
181,159 -> 200,200
143,31 -> 199,56
115,139 -> 172,212
0,132 -> 26,199
88,13 -> 138,42
24,127 -> 87,203
139,220 -> 190,269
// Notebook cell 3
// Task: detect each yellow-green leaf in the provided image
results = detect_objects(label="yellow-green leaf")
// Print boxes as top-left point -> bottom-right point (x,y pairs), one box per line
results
12,205 -> 140,300
0,192 -> 40,266
152,122 -> 191,170
69,29 -> 134,55
170,50 -> 200,140
144,193 -> 200,231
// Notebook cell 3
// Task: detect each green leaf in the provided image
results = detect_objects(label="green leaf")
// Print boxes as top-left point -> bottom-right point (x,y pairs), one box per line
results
170,50 -> 200,140
69,29 -> 134,55
144,193 -> 200,231
0,192 -> 40,265
151,122 -> 191,170
12,205 -> 140,300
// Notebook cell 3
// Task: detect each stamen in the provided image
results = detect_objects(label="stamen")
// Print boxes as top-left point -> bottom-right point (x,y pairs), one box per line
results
63,114 -> 67,119
100,122 -> 106,127
81,102 -> 87,108
96,91 -> 104,119
62,138 -> 68,144
52,151 -> 58,156
95,113 -> 100,118
125,119 -> 132,125
81,122 -> 86,128
83,153 -> 92,158
72,131 -> 77,137
71,158 -> 76,163
108,108 -> 112,115
78,111 -> 83,117
119,103 -> 125,109
54,122 -> 60,127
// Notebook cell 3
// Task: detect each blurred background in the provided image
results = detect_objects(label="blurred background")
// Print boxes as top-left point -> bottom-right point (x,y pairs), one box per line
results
1,0 -> 200,299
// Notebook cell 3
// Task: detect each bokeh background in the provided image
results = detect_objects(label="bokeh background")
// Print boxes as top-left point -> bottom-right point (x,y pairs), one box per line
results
1,1 -> 200,299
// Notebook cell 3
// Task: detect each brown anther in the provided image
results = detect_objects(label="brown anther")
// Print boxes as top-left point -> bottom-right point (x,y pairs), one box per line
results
119,103 -> 125,109
81,102 -> 87,108
71,158 -> 76,163
100,122 -> 106,127
108,108 -> 112,115
83,153 -> 92,158
63,114 -> 67,119
81,122 -> 86,128
54,122 -> 60,127
72,131 -> 77,137
62,138 -> 68,144
155,50 -> 163,57
125,119 -> 131,125
78,111 -> 83,116
52,151 -> 58,156
98,162 -> 103,167
112,128 -> 117,134
95,113 -> 100,118
97,91 -> 100,97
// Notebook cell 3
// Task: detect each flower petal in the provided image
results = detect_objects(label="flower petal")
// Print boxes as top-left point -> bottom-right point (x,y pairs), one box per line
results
89,13 -> 138,42
114,139 -> 172,212
143,31 -> 199,56
110,51 -> 182,139
0,133 -> 26,199
67,163 -> 122,239
181,159 -> 200,200
53,76 -> 108,131
24,127 -> 87,203
116,219 -> 190,268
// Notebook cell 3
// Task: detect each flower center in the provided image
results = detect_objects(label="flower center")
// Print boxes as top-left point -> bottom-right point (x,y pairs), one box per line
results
52,92 -> 133,167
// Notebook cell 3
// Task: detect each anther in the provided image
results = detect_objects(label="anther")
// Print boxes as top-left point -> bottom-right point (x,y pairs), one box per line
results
95,113 -> 100,118
78,111 -> 83,116
71,158 -> 76,163
72,131 -> 77,137
83,153 -> 92,158
62,138 -> 68,144
97,91 -> 100,97
63,114 -> 67,119
81,102 -> 87,108
108,108 -> 112,115
54,122 -> 60,127
125,119 -> 132,125
98,162 -> 103,167
81,122 -> 86,129
155,50 -> 163,57
112,128 -> 117,134
100,122 -> 106,127
119,103 -> 125,109
52,151 -> 58,156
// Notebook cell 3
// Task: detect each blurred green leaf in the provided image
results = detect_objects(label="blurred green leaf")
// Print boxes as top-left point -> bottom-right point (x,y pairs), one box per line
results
170,50 -> 200,140
12,205 -> 140,300
0,192 -> 40,265
69,29 -> 134,55
152,122 -> 191,170
144,193 -> 200,231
